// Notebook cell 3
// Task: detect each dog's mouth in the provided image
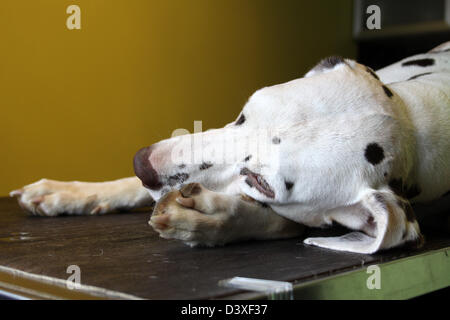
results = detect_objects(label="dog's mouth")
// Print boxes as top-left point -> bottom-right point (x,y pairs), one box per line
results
240,168 -> 275,199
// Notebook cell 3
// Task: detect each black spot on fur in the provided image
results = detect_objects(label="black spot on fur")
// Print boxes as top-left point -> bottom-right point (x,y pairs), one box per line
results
178,164 -> 186,169
240,167 -> 250,175
244,155 -> 252,162
318,56 -> 345,69
382,85 -> 393,98
408,72 -> 432,80
364,143 -> 384,165
401,58 -> 435,67
245,177 -> 253,188
366,67 -> 380,80
272,137 -> 281,144
285,181 -> 294,190
167,173 -> 189,186
199,162 -> 213,170
389,178 -> 422,199
236,114 -> 246,125
384,172 -> 388,177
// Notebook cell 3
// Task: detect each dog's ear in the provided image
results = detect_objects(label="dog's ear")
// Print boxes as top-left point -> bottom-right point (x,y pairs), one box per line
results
304,189 -> 424,254
305,56 -> 352,78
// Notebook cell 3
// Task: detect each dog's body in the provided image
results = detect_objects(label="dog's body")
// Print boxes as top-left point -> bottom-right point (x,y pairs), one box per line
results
11,42 -> 450,254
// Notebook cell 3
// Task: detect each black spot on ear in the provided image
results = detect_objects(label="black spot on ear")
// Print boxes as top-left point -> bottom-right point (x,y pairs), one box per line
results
408,72 -> 432,80
285,181 -> 294,190
364,143 -> 384,165
235,114 -> 246,125
272,137 -> 281,144
365,67 -> 380,80
244,155 -> 252,162
199,162 -> 213,170
401,58 -> 435,67
382,85 -> 393,98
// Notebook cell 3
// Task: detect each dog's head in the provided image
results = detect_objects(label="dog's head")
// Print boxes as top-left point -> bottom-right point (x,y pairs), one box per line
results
134,57 -> 400,207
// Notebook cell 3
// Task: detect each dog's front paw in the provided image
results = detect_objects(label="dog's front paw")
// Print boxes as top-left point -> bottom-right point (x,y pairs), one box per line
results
149,183 -> 232,247
10,179 -> 105,216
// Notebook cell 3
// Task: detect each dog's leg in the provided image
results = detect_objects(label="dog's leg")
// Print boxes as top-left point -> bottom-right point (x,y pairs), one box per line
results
304,189 -> 424,254
150,183 -> 304,247
9,177 -> 153,216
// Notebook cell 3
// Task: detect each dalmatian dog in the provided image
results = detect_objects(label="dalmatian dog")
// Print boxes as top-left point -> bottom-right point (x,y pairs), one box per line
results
10,42 -> 450,254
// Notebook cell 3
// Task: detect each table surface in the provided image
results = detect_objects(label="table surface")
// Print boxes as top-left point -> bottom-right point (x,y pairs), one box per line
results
0,196 -> 449,299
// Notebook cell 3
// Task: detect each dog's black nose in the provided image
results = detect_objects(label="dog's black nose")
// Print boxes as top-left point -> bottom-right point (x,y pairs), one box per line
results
133,146 -> 162,190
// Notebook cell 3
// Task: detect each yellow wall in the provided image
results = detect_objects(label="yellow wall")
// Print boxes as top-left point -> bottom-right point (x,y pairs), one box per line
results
0,0 -> 355,195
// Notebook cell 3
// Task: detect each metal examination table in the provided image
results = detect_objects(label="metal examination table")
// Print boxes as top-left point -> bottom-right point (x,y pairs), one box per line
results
0,197 -> 448,299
